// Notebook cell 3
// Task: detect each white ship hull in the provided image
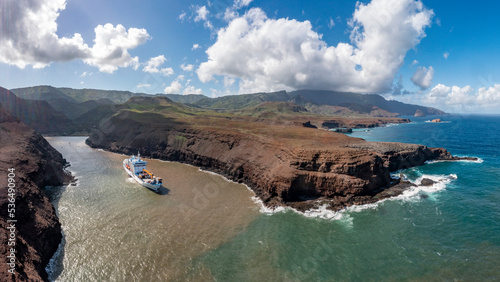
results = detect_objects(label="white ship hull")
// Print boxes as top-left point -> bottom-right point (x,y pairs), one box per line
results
123,159 -> 162,192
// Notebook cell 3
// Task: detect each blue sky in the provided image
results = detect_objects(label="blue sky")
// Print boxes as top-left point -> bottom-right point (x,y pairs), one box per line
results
1,0 -> 499,113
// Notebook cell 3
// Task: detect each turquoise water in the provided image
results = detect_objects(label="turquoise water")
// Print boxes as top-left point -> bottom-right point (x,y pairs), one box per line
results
192,115 -> 500,281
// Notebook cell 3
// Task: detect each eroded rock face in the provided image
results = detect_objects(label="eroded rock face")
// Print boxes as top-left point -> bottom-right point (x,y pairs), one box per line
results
0,115 -> 71,281
86,112 -> 469,212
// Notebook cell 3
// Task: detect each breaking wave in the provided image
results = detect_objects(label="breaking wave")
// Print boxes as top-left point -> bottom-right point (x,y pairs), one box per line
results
253,173 -> 458,221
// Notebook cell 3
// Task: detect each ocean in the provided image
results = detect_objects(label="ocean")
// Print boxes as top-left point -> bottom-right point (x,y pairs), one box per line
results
45,115 -> 500,281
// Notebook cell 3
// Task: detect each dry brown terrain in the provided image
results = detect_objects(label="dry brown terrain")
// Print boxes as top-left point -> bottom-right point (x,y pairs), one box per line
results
86,97 -> 466,211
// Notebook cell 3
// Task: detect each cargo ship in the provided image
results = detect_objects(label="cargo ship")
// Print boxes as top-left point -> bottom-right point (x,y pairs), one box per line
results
123,153 -> 162,192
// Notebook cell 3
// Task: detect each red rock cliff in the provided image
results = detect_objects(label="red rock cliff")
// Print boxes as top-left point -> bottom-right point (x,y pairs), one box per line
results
0,108 -> 71,281
86,109 -> 460,211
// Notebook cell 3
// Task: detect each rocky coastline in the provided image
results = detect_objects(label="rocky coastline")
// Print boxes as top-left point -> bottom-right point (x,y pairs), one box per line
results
0,109 -> 72,281
85,109 -> 474,212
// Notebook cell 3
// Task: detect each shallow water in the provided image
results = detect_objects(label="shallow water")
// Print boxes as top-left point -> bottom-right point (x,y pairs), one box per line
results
45,137 -> 259,281
46,115 -> 500,281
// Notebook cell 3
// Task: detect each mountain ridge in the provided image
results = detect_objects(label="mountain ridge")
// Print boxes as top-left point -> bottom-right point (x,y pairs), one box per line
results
11,85 -> 445,118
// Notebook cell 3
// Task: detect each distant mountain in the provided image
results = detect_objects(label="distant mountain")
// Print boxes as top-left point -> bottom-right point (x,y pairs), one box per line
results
11,86 -> 441,117
192,89 -> 445,116
57,88 -> 141,103
11,86 -> 116,120
72,96 -> 195,133
51,98 -> 115,120
12,86 -> 206,109
0,87 -> 74,134
12,86 -> 144,104
158,94 -> 207,104
234,101 -> 308,119
0,104 -> 19,122
194,91 -> 292,110
10,85 -> 77,102
4,85 -> 446,135
289,90 -> 445,116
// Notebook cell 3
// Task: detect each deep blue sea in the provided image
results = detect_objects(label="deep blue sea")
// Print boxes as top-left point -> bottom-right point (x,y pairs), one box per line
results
192,115 -> 500,281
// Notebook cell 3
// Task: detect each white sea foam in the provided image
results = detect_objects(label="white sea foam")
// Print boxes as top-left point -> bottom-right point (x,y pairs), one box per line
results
194,167 -> 289,215
63,169 -> 79,187
45,233 -> 65,281
251,196 -> 287,214
385,123 -> 400,127
299,204 -> 343,220
93,146 -> 462,221
402,174 -> 455,198
263,173 -> 459,221
426,157 -> 483,164
461,157 -> 484,164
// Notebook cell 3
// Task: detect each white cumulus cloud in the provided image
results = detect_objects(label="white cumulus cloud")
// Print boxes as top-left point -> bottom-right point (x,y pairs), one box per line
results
183,85 -> 203,95
0,0 -> 149,73
197,0 -> 433,94
195,6 -> 209,22
164,80 -> 183,94
416,84 -> 500,113
164,75 -> 202,95
224,0 -> 254,22
192,44 -> 201,50
193,5 -> 213,29
161,67 -> 175,76
411,66 -> 434,90
85,24 -> 150,73
180,63 -> 195,72
224,76 -> 235,87
233,0 -> 253,10
143,55 -> 174,76
143,56 -> 166,73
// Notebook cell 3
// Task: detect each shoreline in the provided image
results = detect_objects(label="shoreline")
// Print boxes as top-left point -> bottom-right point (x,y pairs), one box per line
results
61,136 -> 480,220
85,116 -> 477,213
0,121 -> 72,281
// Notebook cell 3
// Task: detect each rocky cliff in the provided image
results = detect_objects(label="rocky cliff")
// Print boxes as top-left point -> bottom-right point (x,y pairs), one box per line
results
85,102 -> 466,212
0,108 -> 71,281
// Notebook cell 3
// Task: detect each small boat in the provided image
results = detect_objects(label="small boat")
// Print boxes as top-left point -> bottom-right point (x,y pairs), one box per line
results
123,153 -> 162,192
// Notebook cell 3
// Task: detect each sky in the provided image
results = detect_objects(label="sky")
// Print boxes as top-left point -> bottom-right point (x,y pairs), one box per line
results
1,0 -> 500,114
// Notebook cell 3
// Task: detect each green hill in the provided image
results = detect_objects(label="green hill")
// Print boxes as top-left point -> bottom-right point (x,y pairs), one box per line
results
235,101 -> 308,118
288,90 -> 445,116
159,94 -> 207,104
0,87 -> 74,134
11,85 -> 77,102
194,91 -> 291,110
191,89 -> 445,116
